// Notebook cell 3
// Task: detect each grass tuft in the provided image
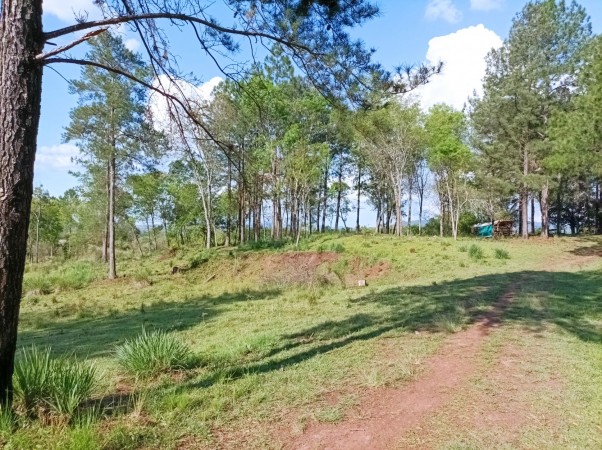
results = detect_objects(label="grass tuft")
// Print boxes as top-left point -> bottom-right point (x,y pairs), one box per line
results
116,329 -> 197,379
494,248 -> 510,260
13,346 -> 97,419
468,244 -> 484,260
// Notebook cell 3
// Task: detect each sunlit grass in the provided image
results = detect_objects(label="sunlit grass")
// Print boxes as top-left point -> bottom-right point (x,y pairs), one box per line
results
8,234 -> 602,449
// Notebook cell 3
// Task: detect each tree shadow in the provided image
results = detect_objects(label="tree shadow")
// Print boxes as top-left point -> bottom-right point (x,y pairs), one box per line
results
18,269 -> 602,393
568,236 -> 602,257
182,269 -> 601,391
17,288 -> 282,359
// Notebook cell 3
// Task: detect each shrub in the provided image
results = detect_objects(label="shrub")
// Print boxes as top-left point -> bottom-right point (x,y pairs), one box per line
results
330,243 -> 345,253
54,262 -> 99,290
189,253 -> 210,269
468,244 -> 484,260
494,248 -> 510,260
13,346 -> 97,419
116,329 -> 196,379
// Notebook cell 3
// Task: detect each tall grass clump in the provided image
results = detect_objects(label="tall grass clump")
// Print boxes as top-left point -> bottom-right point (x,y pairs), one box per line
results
494,248 -> 510,260
468,244 -> 484,260
13,346 -> 97,419
53,261 -> 100,290
116,329 -> 196,379
0,405 -> 15,435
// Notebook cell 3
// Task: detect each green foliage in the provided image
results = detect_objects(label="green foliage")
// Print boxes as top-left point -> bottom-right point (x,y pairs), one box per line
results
23,261 -> 101,295
494,248 -> 510,260
13,346 -> 97,419
330,242 -> 346,253
467,244 -> 484,260
116,329 -> 197,378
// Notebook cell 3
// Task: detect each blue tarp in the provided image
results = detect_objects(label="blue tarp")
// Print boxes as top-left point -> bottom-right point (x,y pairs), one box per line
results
473,223 -> 493,237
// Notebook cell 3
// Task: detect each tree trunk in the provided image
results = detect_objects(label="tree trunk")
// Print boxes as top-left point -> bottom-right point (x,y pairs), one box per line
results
418,192 -> 424,235
35,209 -> 40,264
521,146 -> 529,239
531,195 -> 535,234
146,217 -> 152,254
356,164 -> 361,233
596,182 -> 602,234
0,0 -> 44,406
541,181 -> 549,239
407,180 -> 413,236
108,154 -> 117,279
102,160 -> 110,263
225,160 -> 232,246
334,170 -> 342,232
556,176 -> 563,235
321,166 -> 328,233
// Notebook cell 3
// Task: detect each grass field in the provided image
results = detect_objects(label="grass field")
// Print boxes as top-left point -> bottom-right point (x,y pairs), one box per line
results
3,234 -> 602,449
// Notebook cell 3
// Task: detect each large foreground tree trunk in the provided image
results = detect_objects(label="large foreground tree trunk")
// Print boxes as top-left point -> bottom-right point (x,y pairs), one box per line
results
0,0 -> 44,407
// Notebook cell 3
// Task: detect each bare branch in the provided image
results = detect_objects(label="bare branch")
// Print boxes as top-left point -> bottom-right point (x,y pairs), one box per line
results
36,28 -> 108,60
44,57 -> 229,152
43,13 -> 311,53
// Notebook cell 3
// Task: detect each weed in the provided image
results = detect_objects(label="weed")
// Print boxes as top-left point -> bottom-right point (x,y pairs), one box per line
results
116,329 -> 197,379
494,248 -> 510,260
458,245 -> 467,252
467,244 -> 484,260
330,242 -> 345,253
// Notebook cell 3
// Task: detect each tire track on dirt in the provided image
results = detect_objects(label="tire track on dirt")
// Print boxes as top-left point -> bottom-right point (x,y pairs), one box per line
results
287,283 -> 518,450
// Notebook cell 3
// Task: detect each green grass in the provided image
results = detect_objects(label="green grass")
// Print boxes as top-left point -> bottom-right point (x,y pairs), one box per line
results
13,346 -> 97,420
7,234 -> 602,449
116,329 -> 197,379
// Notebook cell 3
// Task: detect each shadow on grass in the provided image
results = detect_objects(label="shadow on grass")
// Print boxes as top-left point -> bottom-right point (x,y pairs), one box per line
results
184,269 -> 602,390
18,269 -> 602,391
18,288 -> 282,359
568,236 -> 602,257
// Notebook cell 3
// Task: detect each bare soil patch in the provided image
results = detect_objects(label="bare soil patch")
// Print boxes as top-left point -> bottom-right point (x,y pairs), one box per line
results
283,285 -> 517,450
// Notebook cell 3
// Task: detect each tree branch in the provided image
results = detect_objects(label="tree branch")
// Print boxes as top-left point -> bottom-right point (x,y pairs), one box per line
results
43,13 -> 311,53
36,28 -> 109,60
44,57 -> 229,151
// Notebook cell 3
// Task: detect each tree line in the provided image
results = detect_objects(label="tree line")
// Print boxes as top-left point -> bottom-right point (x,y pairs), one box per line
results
29,1 -> 602,278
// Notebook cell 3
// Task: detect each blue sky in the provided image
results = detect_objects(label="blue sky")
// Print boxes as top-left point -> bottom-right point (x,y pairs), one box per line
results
36,0 -> 602,212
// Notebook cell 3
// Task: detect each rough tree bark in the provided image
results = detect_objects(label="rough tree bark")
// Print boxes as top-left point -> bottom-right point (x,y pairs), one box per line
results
0,0 -> 44,406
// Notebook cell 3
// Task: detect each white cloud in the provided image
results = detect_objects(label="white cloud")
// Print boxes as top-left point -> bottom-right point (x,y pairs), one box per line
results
148,76 -> 224,132
425,0 -> 462,24
414,24 -> 503,110
470,0 -> 504,11
124,38 -> 141,52
43,0 -> 101,22
36,144 -> 80,170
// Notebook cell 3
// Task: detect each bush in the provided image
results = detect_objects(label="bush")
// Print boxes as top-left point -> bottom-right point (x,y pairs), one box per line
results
116,329 -> 196,379
494,248 -> 510,260
22,262 -> 101,296
468,244 -> 484,260
13,346 -> 97,419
